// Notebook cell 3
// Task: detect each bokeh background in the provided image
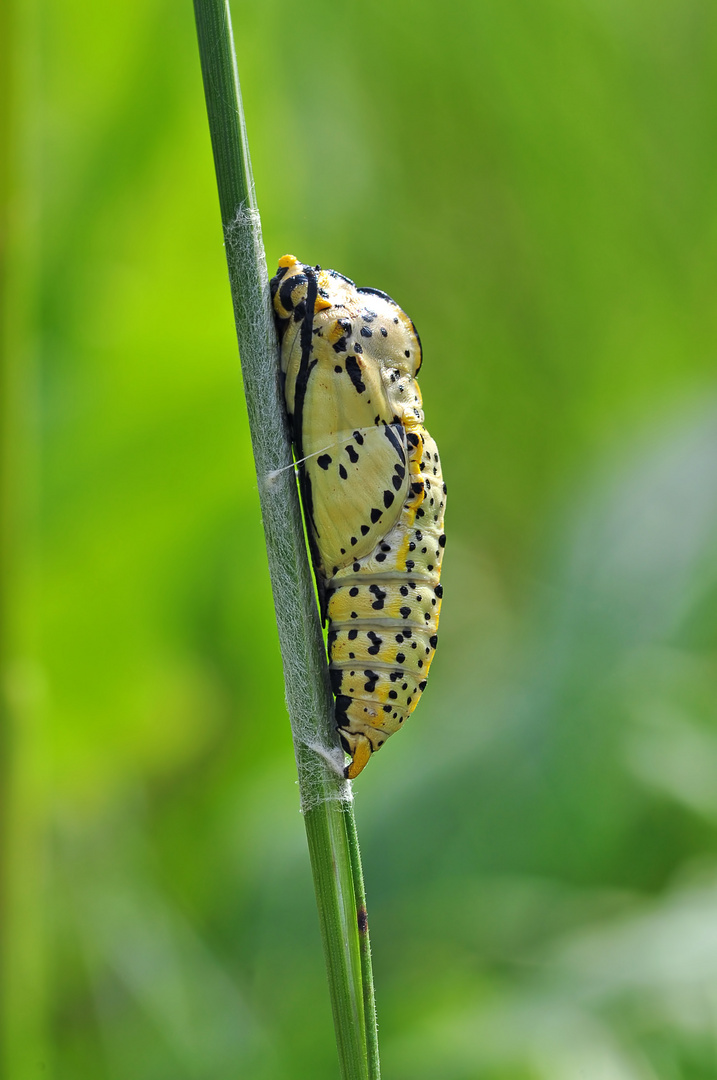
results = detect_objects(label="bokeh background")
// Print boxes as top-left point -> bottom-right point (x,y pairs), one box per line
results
3,1 -> 717,1077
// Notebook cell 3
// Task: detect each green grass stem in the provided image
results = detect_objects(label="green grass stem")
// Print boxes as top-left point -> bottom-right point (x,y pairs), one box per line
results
192,3 -> 380,1076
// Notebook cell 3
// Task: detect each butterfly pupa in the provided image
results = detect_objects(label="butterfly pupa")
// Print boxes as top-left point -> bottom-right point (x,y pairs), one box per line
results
271,254 -> 446,779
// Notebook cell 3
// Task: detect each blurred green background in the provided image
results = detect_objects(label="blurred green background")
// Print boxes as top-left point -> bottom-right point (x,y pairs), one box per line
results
3,0 -> 717,1077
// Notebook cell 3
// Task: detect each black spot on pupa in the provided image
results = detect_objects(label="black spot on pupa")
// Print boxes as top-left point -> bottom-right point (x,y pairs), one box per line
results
350,536 -> 357,546
353,430 -> 365,445
380,327 -> 388,337
399,586 -> 408,596
363,671 -> 379,693
367,632 -> 382,656
360,524 -> 370,536
345,355 -> 365,393
330,669 -> 343,694
400,606 -> 411,619
434,585 -> 443,598
383,490 -> 395,508
418,680 -> 427,691
439,534 -> 446,547
375,552 -> 387,563
333,337 -> 348,353
396,652 -> 406,664
346,445 -> 359,463
429,635 -> 438,648
354,342 -> 363,354
349,587 -> 359,597
270,264 -> 288,295
348,629 -> 358,640
368,585 -> 386,610
317,454 -> 332,470
360,326 -> 372,338
383,423 -> 405,459
370,508 -> 382,523
339,464 -> 348,480
334,365 -> 342,373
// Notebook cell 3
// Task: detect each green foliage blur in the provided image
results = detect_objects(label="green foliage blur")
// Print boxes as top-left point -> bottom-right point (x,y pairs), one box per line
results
4,0 -> 717,1077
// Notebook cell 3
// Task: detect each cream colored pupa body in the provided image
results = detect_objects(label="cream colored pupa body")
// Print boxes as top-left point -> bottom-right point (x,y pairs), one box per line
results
272,255 -> 445,779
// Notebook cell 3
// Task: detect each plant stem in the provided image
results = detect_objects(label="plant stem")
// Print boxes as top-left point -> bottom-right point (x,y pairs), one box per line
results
192,3 -> 380,1076
346,807 -> 381,1077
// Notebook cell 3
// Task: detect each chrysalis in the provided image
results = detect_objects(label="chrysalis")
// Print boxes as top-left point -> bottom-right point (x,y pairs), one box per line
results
271,255 -> 446,778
